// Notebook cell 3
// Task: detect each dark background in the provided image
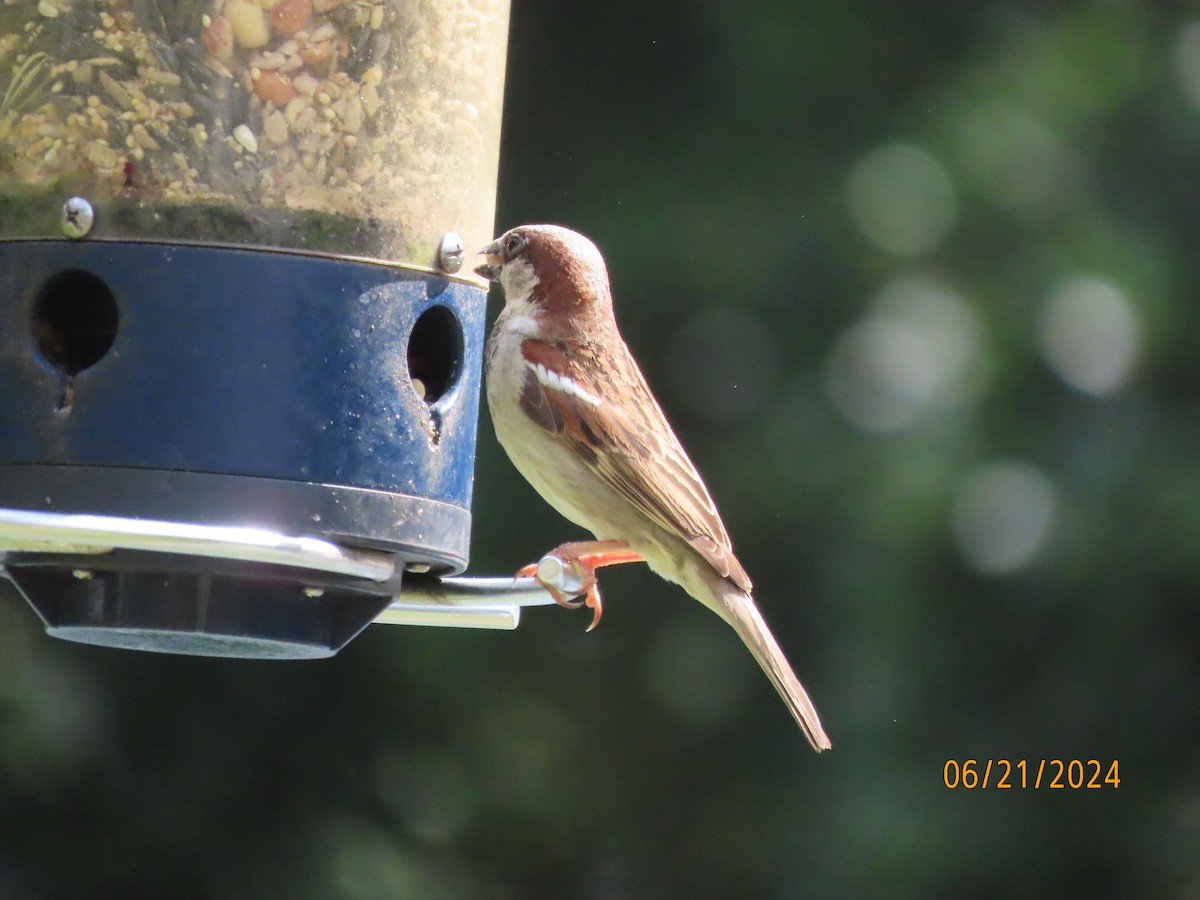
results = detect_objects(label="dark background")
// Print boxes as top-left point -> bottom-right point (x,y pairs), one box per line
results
3,1 -> 1200,896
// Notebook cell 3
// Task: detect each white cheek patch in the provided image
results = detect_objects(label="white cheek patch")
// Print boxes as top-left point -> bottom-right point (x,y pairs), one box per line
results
500,258 -> 539,304
531,362 -> 602,407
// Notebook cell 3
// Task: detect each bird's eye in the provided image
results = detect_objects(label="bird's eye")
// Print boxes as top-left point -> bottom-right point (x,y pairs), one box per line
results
503,232 -> 526,257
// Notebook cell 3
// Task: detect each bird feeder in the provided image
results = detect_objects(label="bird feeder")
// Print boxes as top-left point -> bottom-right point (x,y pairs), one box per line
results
0,0 -> 553,658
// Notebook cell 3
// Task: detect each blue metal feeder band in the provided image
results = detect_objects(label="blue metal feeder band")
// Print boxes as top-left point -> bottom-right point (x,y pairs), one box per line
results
0,241 -> 485,574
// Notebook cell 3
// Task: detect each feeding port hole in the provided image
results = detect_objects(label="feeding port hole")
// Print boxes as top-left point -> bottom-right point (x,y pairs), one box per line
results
407,304 -> 463,405
31,269 -> 119,378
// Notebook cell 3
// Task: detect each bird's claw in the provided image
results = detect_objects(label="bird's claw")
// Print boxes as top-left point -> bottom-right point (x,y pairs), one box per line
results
552,580 -> 604,632
581,587 -> 603,632
513,561 -> 539,583
515,551 -> 604,631
514,541 -> 643,632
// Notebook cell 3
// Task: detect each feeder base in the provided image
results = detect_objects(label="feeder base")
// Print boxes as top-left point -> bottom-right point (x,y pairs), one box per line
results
46,628 -> 337,660
4,559 -> 395,659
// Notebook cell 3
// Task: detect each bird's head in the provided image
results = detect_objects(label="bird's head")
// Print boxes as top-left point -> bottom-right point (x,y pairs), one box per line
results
475,225 -> 613,327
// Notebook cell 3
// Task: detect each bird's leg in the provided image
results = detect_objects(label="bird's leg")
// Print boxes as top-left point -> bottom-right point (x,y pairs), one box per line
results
515,540 -> 644,631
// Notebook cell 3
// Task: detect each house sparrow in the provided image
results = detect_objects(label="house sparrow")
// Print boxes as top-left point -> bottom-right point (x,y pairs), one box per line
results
477,225 -> 831,751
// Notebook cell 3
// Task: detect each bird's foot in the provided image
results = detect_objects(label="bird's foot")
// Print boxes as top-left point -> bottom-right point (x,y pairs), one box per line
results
515,540 -> 644,631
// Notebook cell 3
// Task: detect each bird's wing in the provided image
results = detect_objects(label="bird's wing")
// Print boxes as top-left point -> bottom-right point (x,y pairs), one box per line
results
520,338 -> 751,592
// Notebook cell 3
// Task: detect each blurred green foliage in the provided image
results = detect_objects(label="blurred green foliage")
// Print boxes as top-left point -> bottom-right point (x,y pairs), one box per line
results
3,1 -> 1200,896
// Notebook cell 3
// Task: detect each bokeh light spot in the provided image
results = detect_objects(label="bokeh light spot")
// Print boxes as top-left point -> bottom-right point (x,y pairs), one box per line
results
873,275 -> 985,406
847,143 -> 958,256
955,101 -> 1074,209
825,319 -> 936,432
1038,275 -> 1140,395
951,460 -> 1057,574
1173,21 -> 1200,112
824,275 -> 984,432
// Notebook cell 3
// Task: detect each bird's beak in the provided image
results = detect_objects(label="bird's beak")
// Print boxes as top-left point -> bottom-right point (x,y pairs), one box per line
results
474,239 -> 503,281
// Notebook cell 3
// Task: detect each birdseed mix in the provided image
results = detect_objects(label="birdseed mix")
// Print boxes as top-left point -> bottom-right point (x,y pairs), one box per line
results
0,0 -> 508,267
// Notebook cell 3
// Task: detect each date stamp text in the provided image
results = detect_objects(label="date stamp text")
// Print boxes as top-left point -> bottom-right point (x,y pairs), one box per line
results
943,759 -> 1120,789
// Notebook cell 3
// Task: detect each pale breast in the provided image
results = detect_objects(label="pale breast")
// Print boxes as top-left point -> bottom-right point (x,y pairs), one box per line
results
485,311 -> 621,537
485,313 -> 710,598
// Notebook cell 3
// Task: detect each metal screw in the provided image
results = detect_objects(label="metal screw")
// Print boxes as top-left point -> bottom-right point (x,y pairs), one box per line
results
437,232 -> 464,274
61,197 -> 94,239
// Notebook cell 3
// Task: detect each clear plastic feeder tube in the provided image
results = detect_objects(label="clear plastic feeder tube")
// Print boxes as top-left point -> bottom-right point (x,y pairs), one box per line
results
0,0 -> 509,271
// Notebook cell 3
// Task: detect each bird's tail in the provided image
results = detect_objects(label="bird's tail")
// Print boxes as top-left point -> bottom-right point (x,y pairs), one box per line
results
716,582 -> 831,752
